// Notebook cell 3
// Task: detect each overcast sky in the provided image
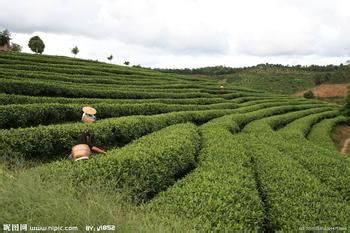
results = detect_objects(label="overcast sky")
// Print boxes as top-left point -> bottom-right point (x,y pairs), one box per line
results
1,0 -> 350,68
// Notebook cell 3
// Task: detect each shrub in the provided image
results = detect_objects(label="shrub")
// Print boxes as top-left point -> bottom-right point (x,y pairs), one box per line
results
28,36 -> 45,54
0,102 -> 238,129
33,123 -> 201,201
303,90 -> 314,99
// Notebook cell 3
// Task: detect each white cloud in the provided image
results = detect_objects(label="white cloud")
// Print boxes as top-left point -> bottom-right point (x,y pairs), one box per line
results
1,0 -> 350,67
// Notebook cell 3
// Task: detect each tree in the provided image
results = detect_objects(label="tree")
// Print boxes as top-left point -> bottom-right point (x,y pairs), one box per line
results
10,42 -> 22,52
107,54 -> 113,62
28,36 -> 45,54
124,61 -> 130,66
0,29 -> 11,46
71,46 -> 79,57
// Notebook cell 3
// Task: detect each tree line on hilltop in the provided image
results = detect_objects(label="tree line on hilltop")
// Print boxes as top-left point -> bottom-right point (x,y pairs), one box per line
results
0,29 -> 131,66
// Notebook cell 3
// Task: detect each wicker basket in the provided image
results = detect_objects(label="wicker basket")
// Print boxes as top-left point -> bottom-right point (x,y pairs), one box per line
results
71,144 -> 91,161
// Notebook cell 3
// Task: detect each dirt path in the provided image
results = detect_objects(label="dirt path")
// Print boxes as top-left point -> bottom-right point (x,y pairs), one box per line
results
294,84 -> 349,98
334,125 -> 350,154
341,138 -> 350,154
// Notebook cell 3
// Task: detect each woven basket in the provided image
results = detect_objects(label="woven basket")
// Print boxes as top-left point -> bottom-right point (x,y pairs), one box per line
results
71,144 -> 91,160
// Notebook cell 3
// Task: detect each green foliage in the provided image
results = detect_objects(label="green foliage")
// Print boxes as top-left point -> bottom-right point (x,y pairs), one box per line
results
0,93 -> 228,105
223,70 -> 316,95
303,90 -> 314,99
240,109 -> 350,229
0,102 -> 238,129
146,104 -> 336,230
71,46 -> 79,57
157,63 -> 349,76
0,108 -> 240,164
0,172 -> 122,227
0,169 -> 197,232
313,73 -> 331,85
308,116 -> 349,151
343,90 -> 350,116
28,36 -> 45,54
10,42 -> 22,52
156,65 -> 239,75
149,117 -> 264,230
2,52 -> 350,231
0,99 -> 330,167
0,29 -> 11,46
0,78 -> 213,99
33,123 -> 200,201
158,63 -> 350,94
0,67 -> 209,87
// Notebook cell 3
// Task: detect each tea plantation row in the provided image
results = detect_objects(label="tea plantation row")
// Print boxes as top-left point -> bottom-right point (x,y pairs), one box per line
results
1,52 -> 349,231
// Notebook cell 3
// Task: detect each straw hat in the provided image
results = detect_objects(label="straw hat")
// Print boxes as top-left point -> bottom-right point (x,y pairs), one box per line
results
82,106 -> 97,115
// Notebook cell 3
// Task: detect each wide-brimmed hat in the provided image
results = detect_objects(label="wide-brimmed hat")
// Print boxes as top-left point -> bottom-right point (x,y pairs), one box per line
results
82,106 -> 97,115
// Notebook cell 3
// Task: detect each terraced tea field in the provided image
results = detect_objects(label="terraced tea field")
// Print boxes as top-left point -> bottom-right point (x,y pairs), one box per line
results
1,52 -> 350,231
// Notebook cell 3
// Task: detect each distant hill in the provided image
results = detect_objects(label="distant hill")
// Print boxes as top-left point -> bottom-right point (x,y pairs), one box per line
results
156,64 -> 350,94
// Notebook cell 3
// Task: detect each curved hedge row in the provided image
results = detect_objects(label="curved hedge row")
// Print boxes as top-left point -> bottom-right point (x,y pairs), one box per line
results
308,116 -> 349,151
0,58 -> 216,83
0,76 -> 211,93
0,60 -> 173,78
0,70 -> 201,86
0,74 -> 263,98
278,110 -> 339,138
243,107 -> 338,133
146,103 -> 335,230
0,100 -> 316,164
0,63 -> 127,76
0,79 -> 263,101
0,109 -> 238,163
238,109 -> 350,229
0,94 -> 229,105
0,79 -> 214,99
149,125 -> 265,230
240,132 -> 350,230
0,52 -> 128,68
274,137 -> 350,204
0,52 -> 209,83
238,97 -> 322,107
33,123 -> 201,201
0,102 -> 238,129
274,118 -> 350,204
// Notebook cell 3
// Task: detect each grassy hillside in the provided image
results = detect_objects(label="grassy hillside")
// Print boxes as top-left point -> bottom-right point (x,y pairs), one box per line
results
158,64 -> 350,94
1,52 -> 350,231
